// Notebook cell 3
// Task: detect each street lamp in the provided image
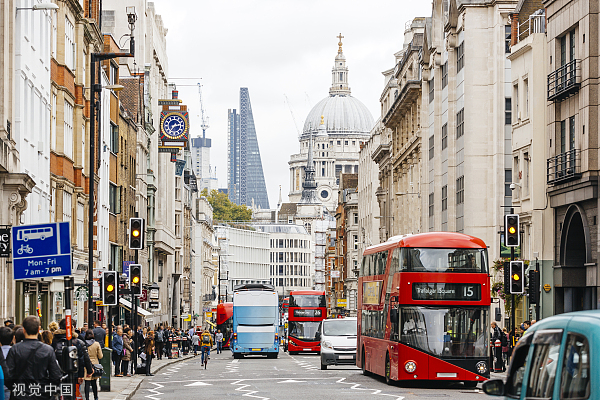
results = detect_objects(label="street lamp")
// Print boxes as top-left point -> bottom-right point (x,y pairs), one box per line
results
87,16 -> 135,326
16,2 -> 59,12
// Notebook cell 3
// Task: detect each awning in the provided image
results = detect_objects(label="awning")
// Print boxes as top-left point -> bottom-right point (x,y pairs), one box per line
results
119,298 -> 152,317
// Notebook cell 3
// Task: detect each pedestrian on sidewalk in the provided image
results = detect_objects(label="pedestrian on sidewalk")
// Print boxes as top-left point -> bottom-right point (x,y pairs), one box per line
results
0,327 -> 13,360
501,327 -> 509,371
215,330 -> 223,354
84,329 -> 102,400
144,331 -> 155,376
191,331 -> 199,356
155,326 -> 164,360
92,321 -> 106,348
112,328 -> 124,377
5,316 -> 62,400
122,328 -> 134,377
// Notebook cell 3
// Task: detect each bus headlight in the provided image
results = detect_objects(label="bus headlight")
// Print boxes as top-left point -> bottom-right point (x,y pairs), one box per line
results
322,341 -> 333,350
404,361 -> 417,373
476,361 -> 487,374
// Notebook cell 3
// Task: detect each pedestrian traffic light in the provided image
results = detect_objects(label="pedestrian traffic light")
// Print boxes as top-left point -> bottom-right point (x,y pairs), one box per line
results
504,214 -> 520,247
529,269 -> 540,304
129,218 -> 144,250
509,261 -> 525,294
102,271 -> 117,305
129,263 -> 142,296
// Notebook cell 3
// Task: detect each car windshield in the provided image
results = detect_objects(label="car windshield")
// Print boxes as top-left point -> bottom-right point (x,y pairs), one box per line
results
289,321 -> 320,340
289,295 -> 326,308
397,306 -> 488,358
323,319 -> 357,336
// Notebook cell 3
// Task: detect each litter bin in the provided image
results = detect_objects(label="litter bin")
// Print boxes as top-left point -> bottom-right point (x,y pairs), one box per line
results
100,347 -> 112,391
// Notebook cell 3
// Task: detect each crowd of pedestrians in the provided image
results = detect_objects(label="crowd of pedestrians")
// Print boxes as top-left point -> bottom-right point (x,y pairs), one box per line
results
491,319 -> 535,372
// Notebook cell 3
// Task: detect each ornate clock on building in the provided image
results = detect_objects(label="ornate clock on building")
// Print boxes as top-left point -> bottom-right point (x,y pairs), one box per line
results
161,112 -> 188,139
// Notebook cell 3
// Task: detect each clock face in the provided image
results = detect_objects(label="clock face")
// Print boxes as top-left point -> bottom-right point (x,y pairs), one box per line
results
162,114 -> 187,139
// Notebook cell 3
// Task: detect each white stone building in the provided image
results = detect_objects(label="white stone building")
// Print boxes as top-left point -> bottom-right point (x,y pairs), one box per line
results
357,121 -> 381,253
288,36 -> 374,212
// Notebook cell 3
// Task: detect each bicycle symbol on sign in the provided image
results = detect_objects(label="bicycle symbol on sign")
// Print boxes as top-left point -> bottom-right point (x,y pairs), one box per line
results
17,244 -> 34,255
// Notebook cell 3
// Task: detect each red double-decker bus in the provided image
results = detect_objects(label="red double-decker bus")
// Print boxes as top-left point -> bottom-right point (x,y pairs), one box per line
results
287,290 -> 326,354
216,302 -> 233,349
357,232 -> 491,387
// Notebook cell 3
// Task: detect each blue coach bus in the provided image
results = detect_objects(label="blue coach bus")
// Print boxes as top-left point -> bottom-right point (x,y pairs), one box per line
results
231,283 -> 279,359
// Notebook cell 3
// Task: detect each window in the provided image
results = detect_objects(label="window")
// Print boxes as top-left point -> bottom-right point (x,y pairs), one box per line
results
64,17 -> 75,71
51,11 -> 57,58
353,213 -> 358,225
456,108 -> 464,138
109,244 -> 119,272
513,84 -> 519,122
77,203 -> 84,249
457,41 -> 464,71
110,63 -> 118,85
526,330 -> 564,399
524,78 -> 529,118
175,213 -> 181,238
62,191 -> 72,223
175,177 -> 181,200
524,153 -> 530,196
428,193 -> 434,217
441,185 -> 447,211
561,120 -> 566,153
505,169 -> 512,197
441,61 -> 448,88
505,25 -> 511,54
569,116 -> 575,150
560,334 -> 590,399
110,123 -> 119,153
429,135 -> 434,160
109,183 -> 121,214
456,176 -> 464,204
428,78 -> 434,103
353,235 -> 358,250
64,100 -> 73,158
505,98 -> 512,125
345,141 -> 348,145
441,123 -> 448,150
51,94 -> 57,150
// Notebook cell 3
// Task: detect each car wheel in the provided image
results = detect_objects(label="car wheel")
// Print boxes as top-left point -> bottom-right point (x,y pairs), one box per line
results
385,353 -> 391,385
320,357 -> 327,370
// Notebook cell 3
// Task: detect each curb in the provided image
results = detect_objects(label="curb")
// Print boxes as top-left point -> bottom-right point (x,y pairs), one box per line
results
109,355 -> 194,400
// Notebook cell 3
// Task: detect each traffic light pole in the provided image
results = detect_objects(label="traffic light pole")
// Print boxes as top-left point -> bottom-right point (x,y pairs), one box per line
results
133,248 -> 138,371
510,207 -> 515,347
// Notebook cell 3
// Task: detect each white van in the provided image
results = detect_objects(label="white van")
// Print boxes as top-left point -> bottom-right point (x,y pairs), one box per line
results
317,317 -> 357,370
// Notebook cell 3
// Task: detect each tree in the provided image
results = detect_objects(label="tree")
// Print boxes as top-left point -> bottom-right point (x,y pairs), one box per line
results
201,189 -> 252,222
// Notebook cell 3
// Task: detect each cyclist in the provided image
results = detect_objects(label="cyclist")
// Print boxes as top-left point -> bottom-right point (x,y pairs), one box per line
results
200,329 -> 213,367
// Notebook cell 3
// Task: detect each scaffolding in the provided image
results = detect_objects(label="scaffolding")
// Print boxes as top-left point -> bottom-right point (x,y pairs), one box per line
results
313,220 -> 329,291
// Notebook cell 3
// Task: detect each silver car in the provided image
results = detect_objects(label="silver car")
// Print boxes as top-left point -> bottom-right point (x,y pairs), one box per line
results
318,317 -> 357,370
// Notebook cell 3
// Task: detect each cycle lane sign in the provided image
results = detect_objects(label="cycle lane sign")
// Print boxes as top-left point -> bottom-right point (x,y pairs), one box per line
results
12,222 -> 72,280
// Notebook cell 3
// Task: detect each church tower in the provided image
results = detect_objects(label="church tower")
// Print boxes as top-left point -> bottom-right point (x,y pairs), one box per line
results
329,34 -> 351,96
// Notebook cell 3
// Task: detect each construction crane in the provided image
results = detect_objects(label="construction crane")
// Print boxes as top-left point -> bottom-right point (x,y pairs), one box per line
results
283,94 -> 301,138
197,82 -> 209,139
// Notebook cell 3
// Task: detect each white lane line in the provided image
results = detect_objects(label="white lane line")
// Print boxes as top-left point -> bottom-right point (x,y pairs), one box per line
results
144,382 -> 164,400
336,377 -> 405,400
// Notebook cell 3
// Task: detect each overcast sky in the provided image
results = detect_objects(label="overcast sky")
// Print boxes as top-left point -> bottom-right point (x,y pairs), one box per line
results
154,0 -> 433,208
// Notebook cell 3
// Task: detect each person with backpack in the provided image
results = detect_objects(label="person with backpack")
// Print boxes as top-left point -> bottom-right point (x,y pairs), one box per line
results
6,316 -> 62,400
83,330 -> 102,400
200,329 -> 213,365
51,319 -> 93,384
155,326 -> 164,360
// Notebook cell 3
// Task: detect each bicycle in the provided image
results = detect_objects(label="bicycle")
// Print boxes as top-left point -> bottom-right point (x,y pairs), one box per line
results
201,345 -> 210,369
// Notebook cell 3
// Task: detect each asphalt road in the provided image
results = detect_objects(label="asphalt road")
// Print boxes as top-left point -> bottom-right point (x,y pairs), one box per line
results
132,350 -> 490,400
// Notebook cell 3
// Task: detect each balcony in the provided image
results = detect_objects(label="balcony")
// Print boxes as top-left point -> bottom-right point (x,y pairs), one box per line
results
547,149 -> 581,185
548,60 -> 580,102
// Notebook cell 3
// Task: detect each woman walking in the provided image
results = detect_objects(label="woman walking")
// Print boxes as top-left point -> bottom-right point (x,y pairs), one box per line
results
144,331 -> 155,376
84,329 -> 102,400
122,328 -> 134,377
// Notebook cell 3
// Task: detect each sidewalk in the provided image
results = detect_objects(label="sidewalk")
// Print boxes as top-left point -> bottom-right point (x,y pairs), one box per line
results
97,354 -> 194,400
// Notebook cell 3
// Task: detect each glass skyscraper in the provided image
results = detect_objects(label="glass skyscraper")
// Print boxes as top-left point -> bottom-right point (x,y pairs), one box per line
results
227,88 -> 270,209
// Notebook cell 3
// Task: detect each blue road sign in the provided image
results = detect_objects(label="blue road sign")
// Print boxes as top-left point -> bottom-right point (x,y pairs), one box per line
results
123,261 -> 134,277
12,222 -> 72,280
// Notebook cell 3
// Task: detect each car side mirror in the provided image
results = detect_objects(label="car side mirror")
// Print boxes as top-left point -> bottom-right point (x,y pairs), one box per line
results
315,331 -> 321,341
482,379 -> 505,396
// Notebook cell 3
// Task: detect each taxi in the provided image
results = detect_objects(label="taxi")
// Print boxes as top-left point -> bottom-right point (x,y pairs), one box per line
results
483,310 -> 596,399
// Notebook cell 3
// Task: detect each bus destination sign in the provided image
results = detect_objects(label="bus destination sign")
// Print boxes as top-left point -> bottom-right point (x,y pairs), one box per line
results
293,309 -> 322,318
412,282 -> 481,301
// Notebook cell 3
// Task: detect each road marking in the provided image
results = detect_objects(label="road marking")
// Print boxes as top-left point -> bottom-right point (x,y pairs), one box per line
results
144,382 -> 164,400
277,379 -> 306,383
184,381 -> 212,386
336,378 -> 405,400
232,379 -> 270,400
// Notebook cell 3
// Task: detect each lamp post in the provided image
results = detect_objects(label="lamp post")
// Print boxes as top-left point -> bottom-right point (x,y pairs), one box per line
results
87,8 -> 136,326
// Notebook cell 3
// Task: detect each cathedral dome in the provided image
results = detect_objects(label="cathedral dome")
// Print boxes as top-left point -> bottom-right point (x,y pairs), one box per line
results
303,94 -> 374,136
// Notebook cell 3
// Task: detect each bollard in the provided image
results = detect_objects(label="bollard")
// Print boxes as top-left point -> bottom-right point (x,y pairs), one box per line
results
494,339 -> 503,372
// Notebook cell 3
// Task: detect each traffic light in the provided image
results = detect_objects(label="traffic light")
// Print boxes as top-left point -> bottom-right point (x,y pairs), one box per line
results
529,269 -> 540,304
129,218 -> 144,250
504,214 -> 520,247
503,262 -> 511,295
509,261 -> 525,294
129,263 -> 142,296
102,271 -> 117,305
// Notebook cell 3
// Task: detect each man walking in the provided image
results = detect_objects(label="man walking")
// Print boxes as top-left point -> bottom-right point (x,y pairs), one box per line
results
215,330 -> 223,354
112,328 -> 124,377
92,321 -> 106,348
191,331 -> 200,356
6,316 -> 62,400
490,322 -> 503,372
155,326 -> 164,360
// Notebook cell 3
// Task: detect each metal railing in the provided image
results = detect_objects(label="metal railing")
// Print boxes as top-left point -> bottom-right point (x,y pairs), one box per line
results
547,149 -> 581,184
517,12 -> 545,40
548,59 -> 581,101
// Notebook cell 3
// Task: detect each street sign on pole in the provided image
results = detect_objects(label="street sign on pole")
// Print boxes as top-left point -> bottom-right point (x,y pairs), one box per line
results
12,222 -> 72,280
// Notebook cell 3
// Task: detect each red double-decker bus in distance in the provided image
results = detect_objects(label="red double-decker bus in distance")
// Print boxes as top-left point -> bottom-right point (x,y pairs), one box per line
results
282,297 -> 289,317
287,290 -> 326,354
357,232 -> 491,387
217,302 -> 233,349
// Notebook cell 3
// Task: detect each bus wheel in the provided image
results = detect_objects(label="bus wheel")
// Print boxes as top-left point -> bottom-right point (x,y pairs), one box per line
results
361,349 -> 370,376
464,381 -> 478,388
385,353 -> 391,385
